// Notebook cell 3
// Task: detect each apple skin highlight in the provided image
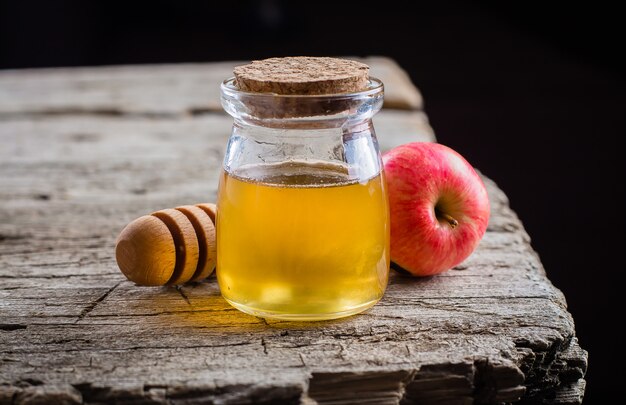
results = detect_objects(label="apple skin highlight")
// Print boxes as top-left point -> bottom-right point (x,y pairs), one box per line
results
382,142 -> 491,276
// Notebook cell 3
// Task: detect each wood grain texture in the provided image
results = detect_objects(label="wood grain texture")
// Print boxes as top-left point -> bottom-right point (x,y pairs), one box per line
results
0,61 -> 585,404
0,56 -> 421,117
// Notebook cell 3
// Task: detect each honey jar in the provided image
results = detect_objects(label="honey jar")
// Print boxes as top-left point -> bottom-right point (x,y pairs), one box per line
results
217,57 -> 389,320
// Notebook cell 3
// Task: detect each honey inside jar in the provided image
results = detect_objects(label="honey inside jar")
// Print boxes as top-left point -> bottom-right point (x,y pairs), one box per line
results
216,160 -> 390,321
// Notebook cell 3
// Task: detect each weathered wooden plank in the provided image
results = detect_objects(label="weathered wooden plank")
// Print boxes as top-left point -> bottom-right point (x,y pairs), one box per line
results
0,61 -> 585,404
0,175 -> 587,404
0,57 -> 422,117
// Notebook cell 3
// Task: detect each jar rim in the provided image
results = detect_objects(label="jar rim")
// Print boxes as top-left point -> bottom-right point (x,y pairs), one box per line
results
221,76 -> 383,100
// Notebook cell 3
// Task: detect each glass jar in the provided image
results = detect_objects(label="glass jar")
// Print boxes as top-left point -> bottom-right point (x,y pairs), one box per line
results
217,77 -> 389,321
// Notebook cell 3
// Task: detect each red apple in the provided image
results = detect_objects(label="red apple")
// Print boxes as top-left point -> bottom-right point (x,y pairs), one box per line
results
382,142 -> 490,276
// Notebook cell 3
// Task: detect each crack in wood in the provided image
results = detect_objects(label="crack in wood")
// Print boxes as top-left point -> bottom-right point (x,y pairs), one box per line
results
0,233 -> 28,242
85,308 -> 239,318
187,107 -> 220,116
0,107 -> 224,120
4,341 -> 257,356
0,272 -> 116,280
7,261 -> 83,268
337,343 -> 346,360
0,272 -> 120,280
379,295 -> 560,303
175,286 -> 191,306
75,282 -> 121,323
0,324 -> 27,332
299,353 -> 307,368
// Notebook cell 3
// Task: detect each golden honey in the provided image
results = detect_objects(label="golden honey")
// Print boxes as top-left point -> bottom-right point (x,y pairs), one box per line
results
216,161 -> 390,320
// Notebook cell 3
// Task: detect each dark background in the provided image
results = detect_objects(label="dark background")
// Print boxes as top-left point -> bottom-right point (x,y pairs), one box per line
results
1,1 -> 623,402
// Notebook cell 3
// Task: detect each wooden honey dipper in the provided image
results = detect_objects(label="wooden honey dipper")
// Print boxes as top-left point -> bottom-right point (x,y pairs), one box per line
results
115,203 -> 217,286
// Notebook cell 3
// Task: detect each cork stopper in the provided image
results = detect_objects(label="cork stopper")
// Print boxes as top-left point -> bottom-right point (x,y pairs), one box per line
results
234,57 -> 369,95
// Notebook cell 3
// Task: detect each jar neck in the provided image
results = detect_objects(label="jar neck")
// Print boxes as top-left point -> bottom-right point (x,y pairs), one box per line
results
231,117 -> 374,137
220,77 -> 384,130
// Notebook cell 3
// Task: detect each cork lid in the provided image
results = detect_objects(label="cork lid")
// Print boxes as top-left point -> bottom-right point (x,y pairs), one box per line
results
234,57 -> 370,95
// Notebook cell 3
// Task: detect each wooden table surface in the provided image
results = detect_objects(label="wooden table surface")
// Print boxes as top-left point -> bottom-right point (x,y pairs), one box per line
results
0,57 -> 586,404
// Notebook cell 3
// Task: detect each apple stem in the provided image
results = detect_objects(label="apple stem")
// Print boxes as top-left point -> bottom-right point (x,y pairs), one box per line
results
440,213 -> 459,229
